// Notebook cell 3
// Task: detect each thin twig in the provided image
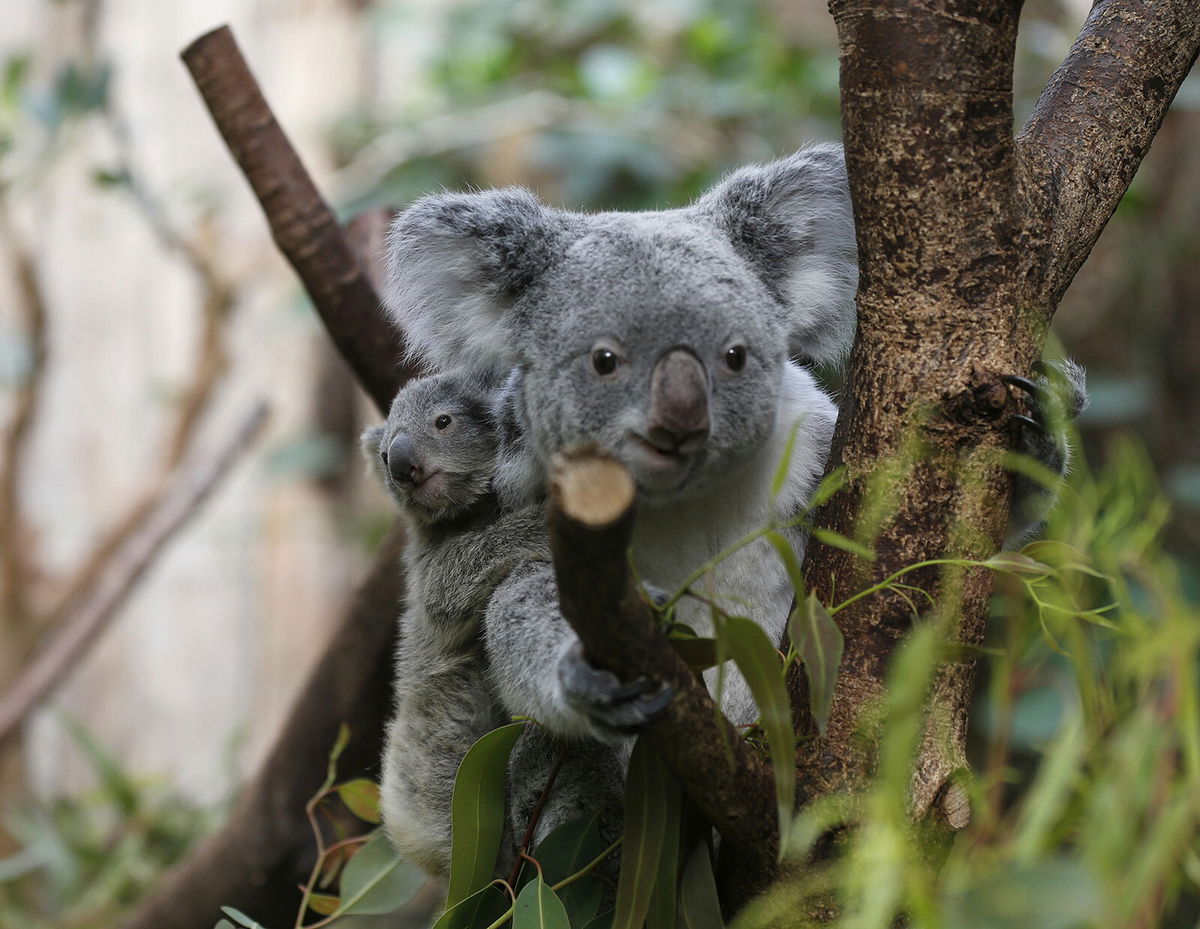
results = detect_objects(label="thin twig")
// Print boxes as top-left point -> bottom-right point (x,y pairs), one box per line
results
0,402 -> 270,746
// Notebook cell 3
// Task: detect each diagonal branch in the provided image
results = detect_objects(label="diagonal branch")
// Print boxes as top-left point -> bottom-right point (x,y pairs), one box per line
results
181,25 -> 416,414
0,205 -> 49,630
1017,0 -> 1200,310
546,446 -> 778,911
0,403 -> 270,748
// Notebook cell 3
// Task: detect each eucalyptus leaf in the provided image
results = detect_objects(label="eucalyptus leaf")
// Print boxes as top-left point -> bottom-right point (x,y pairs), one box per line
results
719,614 -> 795,856
765,530 -> 806,601
811,528 -> 875,561
678,844 -> 724,929
336,778 -> 383,823
645,763 -> 682,929
335,830 -> 424,917
432,883 -> 510,929
306,892 -> 340,916
214,922 -> 236,929
447,722 -> 526,907
514,874 -> 572,929
219,907 -> 266,929
668,634 -> 720,672
534,813 -> 605,922
581,911 -> 615,929
789,594 -> 844,737
770,419 -> 802,500
612,739 -> 670,929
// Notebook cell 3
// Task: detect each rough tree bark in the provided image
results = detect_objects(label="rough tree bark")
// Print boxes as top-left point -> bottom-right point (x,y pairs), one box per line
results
792,0 -> 1200,832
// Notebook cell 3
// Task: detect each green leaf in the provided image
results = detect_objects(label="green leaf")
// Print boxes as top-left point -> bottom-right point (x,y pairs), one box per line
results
765,530 -> 805,600
448,722 -> 526,907
613,739 -> 670,929
219,907 -> 266,929
214,922 -> 237,929
770,419 -> 802,500
807,466 -> 849,511
336,778 -> 383,823
514,874 -> 572,929
335,830 -> 424,917
580,912 -> 614,929
432,883 -> 511,929
534,814 -> 605,923
323,723 -> 352,792
719,615 -> 795,857
645,765 -> 682,929
789,594 -> 844,737
678,844 -> 724,929
307,893 -> 340,916
668,634 -> 720,672
986,551 -> 1053,578
811,528 -> 875,561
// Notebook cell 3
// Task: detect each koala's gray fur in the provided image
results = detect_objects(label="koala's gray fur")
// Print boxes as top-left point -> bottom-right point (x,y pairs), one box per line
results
363,368 -> 549,874
384,145 -> 855,749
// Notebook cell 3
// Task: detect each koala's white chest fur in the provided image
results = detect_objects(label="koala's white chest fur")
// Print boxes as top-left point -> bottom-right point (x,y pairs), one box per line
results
631,363 -> 837,723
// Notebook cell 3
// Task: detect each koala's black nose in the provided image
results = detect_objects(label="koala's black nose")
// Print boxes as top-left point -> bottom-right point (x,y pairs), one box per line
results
386,434 -> 424,486
646,348 -> 710,454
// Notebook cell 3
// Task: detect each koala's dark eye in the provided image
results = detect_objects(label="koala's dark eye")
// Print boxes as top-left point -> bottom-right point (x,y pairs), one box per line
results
592,348 -> 618,376
724,344 -> 747,373
435,415 -> 452,430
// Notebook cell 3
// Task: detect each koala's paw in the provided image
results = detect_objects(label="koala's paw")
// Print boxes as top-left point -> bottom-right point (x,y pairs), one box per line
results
558,643 -> 673,741
1002,359 -> 1088,475
1001,359 -> 1088,544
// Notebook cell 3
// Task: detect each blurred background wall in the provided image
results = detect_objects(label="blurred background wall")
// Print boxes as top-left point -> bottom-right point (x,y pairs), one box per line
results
0,0 -> 1197,914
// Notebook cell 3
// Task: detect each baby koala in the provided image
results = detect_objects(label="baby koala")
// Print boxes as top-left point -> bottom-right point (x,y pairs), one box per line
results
363,367 -> 548,875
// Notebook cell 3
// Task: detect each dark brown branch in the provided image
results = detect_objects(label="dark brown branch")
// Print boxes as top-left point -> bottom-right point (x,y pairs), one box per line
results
120,521 -> 407,929
0,403 -> 270,748
181,25 -> 416,413
1017,0 -> 1200,310
546,446 -> 778,912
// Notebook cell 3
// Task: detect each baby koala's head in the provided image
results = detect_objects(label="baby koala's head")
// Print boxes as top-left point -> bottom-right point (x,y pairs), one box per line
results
363,368 -> 503,524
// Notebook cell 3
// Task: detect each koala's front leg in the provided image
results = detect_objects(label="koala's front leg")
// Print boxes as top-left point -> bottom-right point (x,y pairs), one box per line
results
485,562 -> 672,742
1002,358 -> 1088,545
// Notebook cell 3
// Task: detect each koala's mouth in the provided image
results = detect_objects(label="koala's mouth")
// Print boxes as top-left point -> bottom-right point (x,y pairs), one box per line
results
627,432 -> 694,479
410,470 -> 447,501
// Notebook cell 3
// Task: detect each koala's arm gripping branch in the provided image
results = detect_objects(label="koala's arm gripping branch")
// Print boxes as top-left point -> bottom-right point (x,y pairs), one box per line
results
181,25 -> 416,413
546,446 -> 779,910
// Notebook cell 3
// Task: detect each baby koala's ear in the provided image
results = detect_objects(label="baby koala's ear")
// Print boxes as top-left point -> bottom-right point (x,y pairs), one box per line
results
361,424 -> 386,476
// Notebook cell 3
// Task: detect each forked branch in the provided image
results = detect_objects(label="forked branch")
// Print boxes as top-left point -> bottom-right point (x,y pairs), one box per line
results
546,446 -> 779,909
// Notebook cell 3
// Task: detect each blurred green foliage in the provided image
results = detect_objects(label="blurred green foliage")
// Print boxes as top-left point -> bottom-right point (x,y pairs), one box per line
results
338,0 -> 840,213
0,716 -> 216,929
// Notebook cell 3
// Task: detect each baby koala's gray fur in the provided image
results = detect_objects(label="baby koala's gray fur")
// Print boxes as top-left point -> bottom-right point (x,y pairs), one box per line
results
363,368 -> 548,875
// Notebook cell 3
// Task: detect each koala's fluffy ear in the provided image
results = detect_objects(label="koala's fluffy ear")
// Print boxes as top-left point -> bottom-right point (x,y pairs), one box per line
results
384,189 -> 574,371
696,143 -> 859,365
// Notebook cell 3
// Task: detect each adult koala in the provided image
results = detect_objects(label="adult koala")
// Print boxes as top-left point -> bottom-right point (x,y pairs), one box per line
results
384,144 -> 855,752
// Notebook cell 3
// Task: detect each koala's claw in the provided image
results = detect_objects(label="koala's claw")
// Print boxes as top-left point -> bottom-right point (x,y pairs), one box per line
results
559,643 -> 675,738
1008,412 -> 1044,436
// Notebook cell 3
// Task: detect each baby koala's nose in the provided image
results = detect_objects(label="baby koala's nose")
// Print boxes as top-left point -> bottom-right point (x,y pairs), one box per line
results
386,434 -> 425,486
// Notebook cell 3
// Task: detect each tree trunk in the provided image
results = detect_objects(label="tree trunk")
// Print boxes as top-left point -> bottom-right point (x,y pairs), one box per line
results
793,0 -> 1200,830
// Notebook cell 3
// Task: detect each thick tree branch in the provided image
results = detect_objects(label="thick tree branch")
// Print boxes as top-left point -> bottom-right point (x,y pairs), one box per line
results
1017,0 -> 1200,310
0,403 -> 269,748
120,522 -> 407,929
181,25 -> 415,413
546,447 -> 778,911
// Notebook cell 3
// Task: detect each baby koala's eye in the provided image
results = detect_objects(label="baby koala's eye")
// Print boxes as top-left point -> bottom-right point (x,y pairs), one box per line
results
592,348 -> 618,376
435,415 -> 452,430
724,344 -> 748,373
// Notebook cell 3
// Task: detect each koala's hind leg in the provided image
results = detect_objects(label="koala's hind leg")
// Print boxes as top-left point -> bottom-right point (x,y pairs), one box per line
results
380,643 -> 506,875
507,727 -> 627,873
